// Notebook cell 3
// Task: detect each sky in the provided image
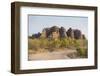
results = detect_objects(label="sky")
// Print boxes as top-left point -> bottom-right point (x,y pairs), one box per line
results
28,15 -> 88,38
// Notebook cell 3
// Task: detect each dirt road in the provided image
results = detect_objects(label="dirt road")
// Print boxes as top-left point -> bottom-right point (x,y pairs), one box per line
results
28,48 -> 78,60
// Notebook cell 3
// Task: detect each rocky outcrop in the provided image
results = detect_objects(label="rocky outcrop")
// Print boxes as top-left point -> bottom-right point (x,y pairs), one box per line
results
50,26 -> 59,32
32,32 -> 41,38
67,28 -> 83,39
66,28 -> 74,38
82,34 -> 86,39
31,26 -> 86,40
74,29 -> 82,39
59,27 -> 67,38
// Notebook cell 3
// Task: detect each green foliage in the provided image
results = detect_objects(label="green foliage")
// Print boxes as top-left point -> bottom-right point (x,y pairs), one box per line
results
60,38 -> 69,48
48,39 -> 61,48
28,37 -> 88,57
76,47 -> 87,57
39,38 -> 49,48
28,39 -> 41,50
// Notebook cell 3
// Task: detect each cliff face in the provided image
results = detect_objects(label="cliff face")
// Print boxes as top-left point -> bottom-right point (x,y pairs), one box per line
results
32,26 -> 86,40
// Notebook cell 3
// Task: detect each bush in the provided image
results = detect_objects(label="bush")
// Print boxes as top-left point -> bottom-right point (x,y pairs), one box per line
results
76,47 -> 87,58
48,39 -> 61,48
28,37 -> 88,54
39,38 -> 49,48
28,39 -> 41,50
60,38 -> 69,48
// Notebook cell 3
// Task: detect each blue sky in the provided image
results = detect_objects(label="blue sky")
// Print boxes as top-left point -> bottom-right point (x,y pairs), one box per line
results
28,15 -> 88,38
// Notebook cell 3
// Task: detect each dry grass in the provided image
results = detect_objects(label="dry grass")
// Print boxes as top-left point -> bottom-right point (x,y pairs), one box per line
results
28,38 -> 88,59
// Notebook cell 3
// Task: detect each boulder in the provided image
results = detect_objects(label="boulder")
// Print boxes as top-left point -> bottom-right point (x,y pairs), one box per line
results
59,27 -> 67,38
66,28 -> 74,38
74,29 -> 82,39
42,28 -> 50,37
82,34 -> 86,39
50,26 -> 59,32
32,32 -> 41,38
49,26 -> 60,39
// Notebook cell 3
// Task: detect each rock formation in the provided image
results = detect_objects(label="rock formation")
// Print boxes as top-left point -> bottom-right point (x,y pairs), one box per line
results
66,28 -> 83,39
59,27 -> 67,38
32,32 -> 41,38
31,26 -> 86,40
74,29 -> 82,39
66,28 -> 74,38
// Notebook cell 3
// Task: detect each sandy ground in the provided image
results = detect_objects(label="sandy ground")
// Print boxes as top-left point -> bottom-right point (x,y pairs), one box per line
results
28,48 -> 78,60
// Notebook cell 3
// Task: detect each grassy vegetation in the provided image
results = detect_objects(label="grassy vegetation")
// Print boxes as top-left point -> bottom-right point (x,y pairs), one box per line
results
76,47 -> 87,58
28,37 -> 88,58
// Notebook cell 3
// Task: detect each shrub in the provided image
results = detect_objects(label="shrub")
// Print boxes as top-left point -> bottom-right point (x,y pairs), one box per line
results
74,39 -> 81,48
28,39 -> 41,50
48,39 -> 61,48
28,37 -> 88,54
60,38 -> 69,48
76,47 -> 87,58
39,38 -> 49,48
